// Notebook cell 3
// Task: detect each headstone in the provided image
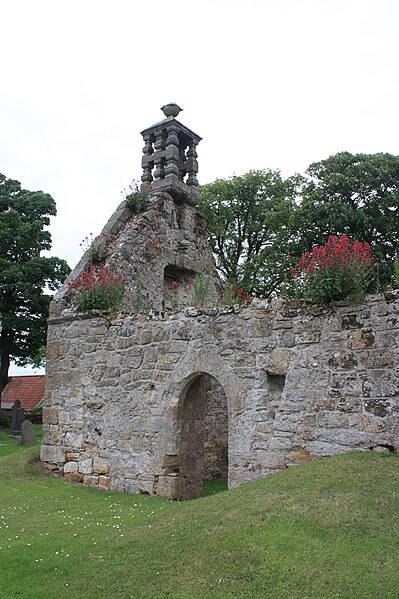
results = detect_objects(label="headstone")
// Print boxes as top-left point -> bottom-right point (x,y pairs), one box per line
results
9,400 -> 21,432
21,420 -> 36,446
12,408 -> 25,436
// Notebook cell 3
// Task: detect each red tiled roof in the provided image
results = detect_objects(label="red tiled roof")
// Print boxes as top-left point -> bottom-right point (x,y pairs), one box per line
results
1,375 -> 45,411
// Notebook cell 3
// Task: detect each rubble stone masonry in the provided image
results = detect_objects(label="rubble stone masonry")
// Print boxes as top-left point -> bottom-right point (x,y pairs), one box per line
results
41,292 -> 399,498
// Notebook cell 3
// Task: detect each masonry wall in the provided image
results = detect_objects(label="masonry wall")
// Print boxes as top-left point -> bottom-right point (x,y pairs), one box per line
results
41,292 -> 399,497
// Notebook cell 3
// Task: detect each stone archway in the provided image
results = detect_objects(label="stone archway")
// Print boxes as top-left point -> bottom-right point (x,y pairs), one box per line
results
179,373 -> 228,500
156,348 -> 247,500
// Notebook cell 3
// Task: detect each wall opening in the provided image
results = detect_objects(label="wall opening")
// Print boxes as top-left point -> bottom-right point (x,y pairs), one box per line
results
163,265 -> 196,310
267,373 -> 286,420
178,373 -> 228,500
268,374 -> 286,401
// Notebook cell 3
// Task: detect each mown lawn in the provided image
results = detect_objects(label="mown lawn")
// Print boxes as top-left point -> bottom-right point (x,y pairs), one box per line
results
0,429 -> 398,599
0,425 -> 43,458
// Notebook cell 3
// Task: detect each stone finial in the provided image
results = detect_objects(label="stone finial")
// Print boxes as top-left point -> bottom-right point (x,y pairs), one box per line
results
140,106 -> 202,206
161,103 -> 183,118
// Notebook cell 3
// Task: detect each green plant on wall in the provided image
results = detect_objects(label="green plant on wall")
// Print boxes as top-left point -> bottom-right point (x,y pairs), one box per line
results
80,233 -> 114,265
131,274 -> 148,313
193,270 -> 211,308
123,181 -> 153,214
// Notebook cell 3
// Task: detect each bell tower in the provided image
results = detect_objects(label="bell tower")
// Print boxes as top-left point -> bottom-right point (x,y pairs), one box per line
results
140,103 -> 202,206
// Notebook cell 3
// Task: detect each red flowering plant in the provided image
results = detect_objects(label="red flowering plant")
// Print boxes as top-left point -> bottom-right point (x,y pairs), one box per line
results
288,235 -> 374,304
221,282 -> 252,306
67,264 -> 124,312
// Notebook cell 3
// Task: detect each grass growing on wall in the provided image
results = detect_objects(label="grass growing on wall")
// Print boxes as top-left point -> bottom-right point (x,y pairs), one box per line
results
0,439 -> 398,599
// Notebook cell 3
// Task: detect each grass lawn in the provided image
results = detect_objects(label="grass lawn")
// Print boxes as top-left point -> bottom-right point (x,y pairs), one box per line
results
0,429 -> 398,599
0,425 -> 43,458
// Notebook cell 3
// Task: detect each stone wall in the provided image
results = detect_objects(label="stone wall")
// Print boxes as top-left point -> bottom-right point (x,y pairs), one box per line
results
41,291 -> 399,498
50,191 -> 221,318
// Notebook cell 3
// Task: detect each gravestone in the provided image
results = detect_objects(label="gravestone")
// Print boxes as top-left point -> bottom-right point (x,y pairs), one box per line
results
12,408 -> 25,436
9,400 -> 21,432
21,420 -> 36,446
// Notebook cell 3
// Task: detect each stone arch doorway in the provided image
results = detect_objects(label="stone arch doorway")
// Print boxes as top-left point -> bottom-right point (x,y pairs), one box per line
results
178,372 -> 228,500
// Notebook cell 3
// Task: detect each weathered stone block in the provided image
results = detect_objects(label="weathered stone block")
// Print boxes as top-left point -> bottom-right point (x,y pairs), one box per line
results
57,410 -> 71,425
64,461 -> 78,473
65,450 -> 80,461
364,398 -> 391,417
40,444 -> 66,464
348,329 -> 375,349
286,447 -> 312,463
79,458 -> 93,474
328,351 -> 358,369
64,472 -> 84,483
93,457 -> 109,474
358,415 -> 386,433
42,407 -> 59,425
46,341 -> 61,360
49,427 -> 64,445
83,475 -> 99,487
272,319 -> 292,330
65,432 -> 84,449
156,474 -> 182,499
295,332 -> 320,344
98,476 -> 111,490
140,330 -> 152,344
269,436 -> 293,450
359,350 -> 394,369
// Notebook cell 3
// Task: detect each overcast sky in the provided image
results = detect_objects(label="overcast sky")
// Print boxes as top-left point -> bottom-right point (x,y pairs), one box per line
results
2,0 -> 398,375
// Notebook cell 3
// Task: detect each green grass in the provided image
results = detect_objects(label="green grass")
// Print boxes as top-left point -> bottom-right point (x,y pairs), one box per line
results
203,478 -> 228,497
0,436 -> 398,599
0,424 -> 43,458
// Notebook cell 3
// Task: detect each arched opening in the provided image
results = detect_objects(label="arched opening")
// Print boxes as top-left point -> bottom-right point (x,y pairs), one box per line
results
178,373 -> 228,500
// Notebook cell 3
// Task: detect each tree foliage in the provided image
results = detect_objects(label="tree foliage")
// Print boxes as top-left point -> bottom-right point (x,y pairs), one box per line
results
292,152 -> 399,286
198,170 -> 300,296
200,154 -> 399,297
0,174 -> 70,398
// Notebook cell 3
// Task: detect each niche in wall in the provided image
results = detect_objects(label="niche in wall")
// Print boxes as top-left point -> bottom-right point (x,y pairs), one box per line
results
163,265 -> 196,309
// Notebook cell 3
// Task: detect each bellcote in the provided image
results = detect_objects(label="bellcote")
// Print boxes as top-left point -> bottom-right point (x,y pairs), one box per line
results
140,104 -> 202,205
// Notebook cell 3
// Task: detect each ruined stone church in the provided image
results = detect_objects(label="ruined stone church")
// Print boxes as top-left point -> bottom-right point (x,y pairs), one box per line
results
41,105 -> 399,499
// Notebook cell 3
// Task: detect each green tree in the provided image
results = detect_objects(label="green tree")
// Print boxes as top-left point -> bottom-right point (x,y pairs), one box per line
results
0,174 -> 70,403
199,170 -> 300,296
292,152 -> 399,286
